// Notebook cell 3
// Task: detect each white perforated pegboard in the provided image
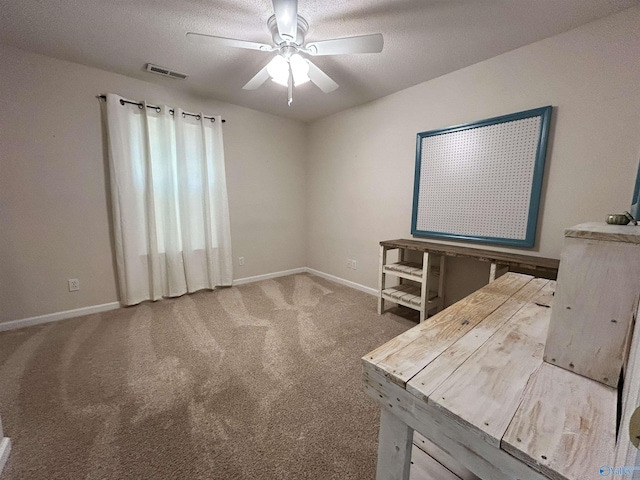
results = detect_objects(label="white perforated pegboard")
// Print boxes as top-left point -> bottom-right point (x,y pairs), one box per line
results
413,111 -> 549,246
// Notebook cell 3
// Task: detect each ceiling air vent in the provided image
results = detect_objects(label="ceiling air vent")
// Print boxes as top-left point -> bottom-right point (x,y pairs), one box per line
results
145,63 -> 188,80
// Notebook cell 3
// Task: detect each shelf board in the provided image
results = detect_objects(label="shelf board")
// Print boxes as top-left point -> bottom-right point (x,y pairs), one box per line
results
384,262 -> 424,280
382,285 -> 441,312
383,262 -> 441,281
382,285 -> 421,305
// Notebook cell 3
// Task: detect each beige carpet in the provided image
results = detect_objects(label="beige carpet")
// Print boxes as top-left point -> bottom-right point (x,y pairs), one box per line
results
0,274 -> 414,479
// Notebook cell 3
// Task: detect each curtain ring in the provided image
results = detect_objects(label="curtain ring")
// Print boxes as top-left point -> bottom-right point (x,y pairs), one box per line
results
196,114 -> 201,120
182,112 -> 186,118
210,117 -> 215,123
119,99 -> 125,106
155,106 -> 161,113
138,104 -> 143,110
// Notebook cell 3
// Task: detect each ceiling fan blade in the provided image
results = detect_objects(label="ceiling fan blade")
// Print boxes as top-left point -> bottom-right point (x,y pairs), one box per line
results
242,64 -> 271,90
305,34 -> 383,56
307,61 -> 338,93
187,32 -> 274,52
272,0 -> 298,41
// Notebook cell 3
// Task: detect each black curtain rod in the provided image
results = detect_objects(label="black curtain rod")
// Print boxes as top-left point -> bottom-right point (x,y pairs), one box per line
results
97,95 -> 226,123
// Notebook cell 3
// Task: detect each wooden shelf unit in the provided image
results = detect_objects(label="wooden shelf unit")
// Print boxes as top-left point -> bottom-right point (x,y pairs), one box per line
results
378,239 -> 559,322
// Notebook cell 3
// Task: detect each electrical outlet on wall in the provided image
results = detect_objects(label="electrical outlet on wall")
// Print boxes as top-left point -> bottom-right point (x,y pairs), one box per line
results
68,278 -> 80,292
352,260 -> 357,270
238,257 -> 245,266
346,259 -> 357,269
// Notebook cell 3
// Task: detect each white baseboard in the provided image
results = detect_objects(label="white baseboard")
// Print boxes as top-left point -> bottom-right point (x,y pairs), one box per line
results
233,267 -> 307,286
234,266 -> 377,297
0,268 -> 375,333
0,302 -> 121,333
306,268 -> 377,296
0,437 -> 11,476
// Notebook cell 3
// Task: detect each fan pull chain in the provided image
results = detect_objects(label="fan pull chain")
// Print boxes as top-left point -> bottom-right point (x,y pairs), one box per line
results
287,64 -> 294,106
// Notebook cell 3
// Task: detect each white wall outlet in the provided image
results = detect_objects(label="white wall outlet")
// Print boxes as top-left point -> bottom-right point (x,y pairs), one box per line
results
68,278 -> 80,292
352,260 -> 357,270
238,257 -> 245,266
346,259 -> 352,269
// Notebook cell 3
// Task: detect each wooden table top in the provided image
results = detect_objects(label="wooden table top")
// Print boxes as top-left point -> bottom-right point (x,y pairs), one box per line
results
363,272 -> 616,480
380,239 -> 560,274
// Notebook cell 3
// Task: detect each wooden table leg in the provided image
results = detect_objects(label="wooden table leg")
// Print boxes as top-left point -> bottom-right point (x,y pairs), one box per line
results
420,252 -> 429,323
0,415 -> 10,477
489,263 -> 509,282
378,245 -> 388,315
376,407 -> 413,480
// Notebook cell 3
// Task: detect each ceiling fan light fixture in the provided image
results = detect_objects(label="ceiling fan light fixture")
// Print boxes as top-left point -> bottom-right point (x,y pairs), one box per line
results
290,54 -> 310,86
266,53 -> 310,87
188,0 -> 382,103
267,55 -> 289,86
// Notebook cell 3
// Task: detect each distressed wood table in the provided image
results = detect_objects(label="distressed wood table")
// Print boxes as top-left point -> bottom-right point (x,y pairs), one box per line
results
363,272 -> 617,480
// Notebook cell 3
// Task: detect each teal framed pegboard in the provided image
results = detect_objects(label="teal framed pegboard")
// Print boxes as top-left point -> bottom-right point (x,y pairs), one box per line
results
411,106 -> 552,248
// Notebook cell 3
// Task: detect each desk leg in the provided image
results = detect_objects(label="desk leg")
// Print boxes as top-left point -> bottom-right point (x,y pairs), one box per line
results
489,263 -> 509,282
377,407 -> 413,480
378,246 -> 388,315
420,252 -> 429,323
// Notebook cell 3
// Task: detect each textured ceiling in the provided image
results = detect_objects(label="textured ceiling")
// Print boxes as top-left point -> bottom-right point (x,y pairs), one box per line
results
1,0 -> 637,122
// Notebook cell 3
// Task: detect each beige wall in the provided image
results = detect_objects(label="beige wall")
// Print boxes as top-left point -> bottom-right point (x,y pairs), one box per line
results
306,7 -> 640,305
2,6 -> 640,323
0,45 -> 307,323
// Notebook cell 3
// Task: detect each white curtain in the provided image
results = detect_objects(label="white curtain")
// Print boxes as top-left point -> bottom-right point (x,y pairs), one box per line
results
104,93 -> 232,306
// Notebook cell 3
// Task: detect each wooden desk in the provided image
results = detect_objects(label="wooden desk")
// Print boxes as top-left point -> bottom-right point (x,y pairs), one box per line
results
378,239 -> 560,323
363,272 -> 616,480
380,239 -> 560,278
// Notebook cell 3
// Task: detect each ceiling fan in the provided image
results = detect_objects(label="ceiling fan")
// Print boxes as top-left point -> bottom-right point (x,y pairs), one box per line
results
187,0 -> 384,106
